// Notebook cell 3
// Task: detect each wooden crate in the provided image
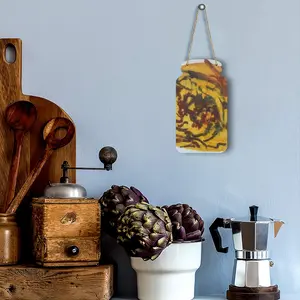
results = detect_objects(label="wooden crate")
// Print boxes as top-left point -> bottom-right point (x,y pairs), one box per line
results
0,264 -> 113,300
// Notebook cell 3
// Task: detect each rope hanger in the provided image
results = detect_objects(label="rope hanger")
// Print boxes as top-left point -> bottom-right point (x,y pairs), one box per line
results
186,4 -> 217,66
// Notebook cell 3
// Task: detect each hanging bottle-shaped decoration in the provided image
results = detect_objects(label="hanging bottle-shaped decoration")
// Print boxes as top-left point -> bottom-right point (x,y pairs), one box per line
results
176,4 -> 228,153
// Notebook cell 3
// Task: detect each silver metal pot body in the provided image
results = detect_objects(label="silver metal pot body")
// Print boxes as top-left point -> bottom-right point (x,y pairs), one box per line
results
210,206 -> 284,259
231,220 -> 270,252
230,219 -> 274,287
232,259 -> 272,287
44,183 -> 87,198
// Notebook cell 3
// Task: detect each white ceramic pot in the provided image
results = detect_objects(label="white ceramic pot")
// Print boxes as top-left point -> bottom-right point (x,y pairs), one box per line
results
131,241 -> 203,300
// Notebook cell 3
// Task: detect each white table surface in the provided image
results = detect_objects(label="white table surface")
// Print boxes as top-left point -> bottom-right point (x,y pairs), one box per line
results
113,295 -> 297,300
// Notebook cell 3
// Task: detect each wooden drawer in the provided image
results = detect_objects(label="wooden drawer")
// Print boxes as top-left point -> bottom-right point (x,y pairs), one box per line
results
34,237 -> 100,267
32,198 -> 100,238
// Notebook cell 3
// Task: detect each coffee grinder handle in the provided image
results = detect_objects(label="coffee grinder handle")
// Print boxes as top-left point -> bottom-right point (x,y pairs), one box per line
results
209,218 -> 231,253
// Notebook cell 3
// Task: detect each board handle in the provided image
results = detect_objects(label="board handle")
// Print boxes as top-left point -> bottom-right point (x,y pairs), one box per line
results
0,38 -> 22,96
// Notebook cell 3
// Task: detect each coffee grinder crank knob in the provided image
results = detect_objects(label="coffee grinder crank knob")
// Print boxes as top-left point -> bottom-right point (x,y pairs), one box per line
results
99,146 -> 118,170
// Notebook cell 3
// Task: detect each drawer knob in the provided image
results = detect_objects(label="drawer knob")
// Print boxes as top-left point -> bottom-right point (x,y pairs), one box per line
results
66,245 -> 80,257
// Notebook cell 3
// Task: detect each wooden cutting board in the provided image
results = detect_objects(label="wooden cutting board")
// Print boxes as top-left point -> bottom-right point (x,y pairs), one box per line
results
0,38 -> 76,210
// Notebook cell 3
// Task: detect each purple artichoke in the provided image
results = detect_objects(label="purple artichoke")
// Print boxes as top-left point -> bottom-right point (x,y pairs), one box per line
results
117,202 -> 173,261
163,203 -> 204,242
100,185 -> 148,237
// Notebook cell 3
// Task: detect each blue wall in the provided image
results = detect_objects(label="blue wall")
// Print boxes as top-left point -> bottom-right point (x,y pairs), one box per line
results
1,0 -> 300,297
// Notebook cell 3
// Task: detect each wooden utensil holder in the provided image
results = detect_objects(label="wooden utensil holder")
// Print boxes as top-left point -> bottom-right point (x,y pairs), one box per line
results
32,198 -> 101,267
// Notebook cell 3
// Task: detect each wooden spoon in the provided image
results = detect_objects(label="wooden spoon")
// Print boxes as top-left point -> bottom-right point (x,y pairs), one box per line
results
6,117 -> 75,214
3,100 -> 37,212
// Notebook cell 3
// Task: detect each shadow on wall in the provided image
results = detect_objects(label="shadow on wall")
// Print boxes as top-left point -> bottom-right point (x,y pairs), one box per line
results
101,233 -> 137,298
222,61 -> 233,153
195,216 -> 235,296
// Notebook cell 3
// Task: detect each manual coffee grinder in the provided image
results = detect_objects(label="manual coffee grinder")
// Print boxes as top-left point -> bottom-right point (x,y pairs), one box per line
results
209,205 -> 284,300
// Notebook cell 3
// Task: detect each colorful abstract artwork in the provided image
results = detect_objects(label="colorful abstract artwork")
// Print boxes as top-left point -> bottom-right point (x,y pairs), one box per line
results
176,59 -> 228,153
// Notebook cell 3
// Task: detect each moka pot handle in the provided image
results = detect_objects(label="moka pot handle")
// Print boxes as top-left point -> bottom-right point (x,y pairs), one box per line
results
209,218 -> 231,253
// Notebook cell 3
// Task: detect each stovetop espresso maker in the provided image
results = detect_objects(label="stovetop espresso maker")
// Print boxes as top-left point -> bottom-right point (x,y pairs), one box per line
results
209,205 -> 284,300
